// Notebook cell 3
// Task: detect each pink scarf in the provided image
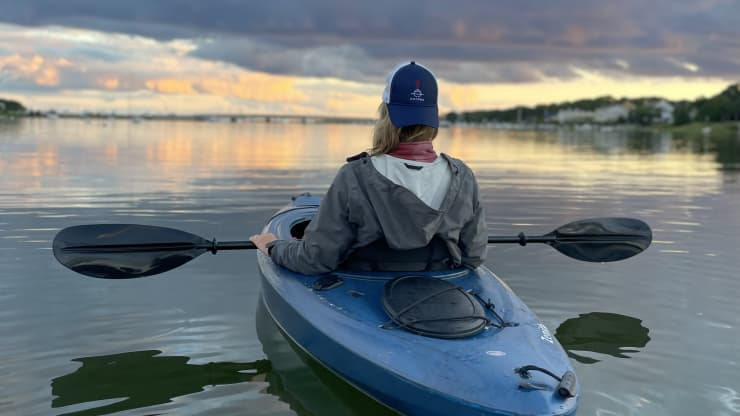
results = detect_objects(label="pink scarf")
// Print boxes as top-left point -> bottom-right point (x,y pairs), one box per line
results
388,141 -> 437,162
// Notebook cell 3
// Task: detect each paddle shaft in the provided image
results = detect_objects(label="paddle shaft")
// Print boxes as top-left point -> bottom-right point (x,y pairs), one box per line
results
489,233 -> 552,245
61,234 -> 639,253
62,236 -> 555,253
217,241 -> 257,250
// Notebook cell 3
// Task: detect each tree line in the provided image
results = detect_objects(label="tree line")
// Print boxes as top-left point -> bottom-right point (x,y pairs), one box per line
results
0,98 -> 26,114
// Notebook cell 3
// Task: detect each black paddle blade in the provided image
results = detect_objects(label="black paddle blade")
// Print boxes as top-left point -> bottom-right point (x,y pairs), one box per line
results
547,218 -> 652,262
53,224 -> 211,279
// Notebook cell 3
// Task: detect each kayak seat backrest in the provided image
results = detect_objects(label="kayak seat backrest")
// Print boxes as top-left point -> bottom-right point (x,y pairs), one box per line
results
340,237 -> 453,272
382,275 -> 488,339
291,219 -> 453,272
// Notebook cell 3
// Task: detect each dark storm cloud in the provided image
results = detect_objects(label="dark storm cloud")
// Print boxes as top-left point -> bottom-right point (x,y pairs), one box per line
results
1,0 -> 739,82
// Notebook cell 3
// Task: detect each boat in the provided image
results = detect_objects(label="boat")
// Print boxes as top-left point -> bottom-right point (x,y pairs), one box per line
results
257,194 -> 579,416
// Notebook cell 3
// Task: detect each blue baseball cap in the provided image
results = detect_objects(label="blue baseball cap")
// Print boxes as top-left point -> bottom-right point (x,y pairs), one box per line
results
382,61 -> 439,128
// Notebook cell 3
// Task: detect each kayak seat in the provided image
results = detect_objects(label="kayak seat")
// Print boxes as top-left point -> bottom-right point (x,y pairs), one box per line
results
290,219 -> 454,272
382,275 -> 488,339
341,237 -> 454,272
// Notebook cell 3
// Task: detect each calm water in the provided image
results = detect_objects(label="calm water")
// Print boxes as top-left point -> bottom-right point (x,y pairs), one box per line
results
1,118 -> 739,416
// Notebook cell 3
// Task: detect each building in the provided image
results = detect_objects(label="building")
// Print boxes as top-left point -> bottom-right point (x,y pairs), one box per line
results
652,100 -> 674,124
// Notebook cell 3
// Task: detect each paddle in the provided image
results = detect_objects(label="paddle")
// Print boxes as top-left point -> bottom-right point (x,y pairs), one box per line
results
488,217 -> 652,263
53,218 -> 651,279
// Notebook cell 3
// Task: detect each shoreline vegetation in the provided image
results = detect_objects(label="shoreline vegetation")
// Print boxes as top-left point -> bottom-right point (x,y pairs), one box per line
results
2,84 -> 739,135
0,98 -> 26,117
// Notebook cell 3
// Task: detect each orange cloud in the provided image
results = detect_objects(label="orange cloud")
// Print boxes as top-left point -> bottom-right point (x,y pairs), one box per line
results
34,67 -> 59,86
0,54 -> 71,86
142,72 -> 307,103
98,78 -> 120,89
22,55 -> 45,72
145,78 -> 197,94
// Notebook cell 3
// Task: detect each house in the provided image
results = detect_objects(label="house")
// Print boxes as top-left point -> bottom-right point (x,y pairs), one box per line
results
652,100 -> 674,124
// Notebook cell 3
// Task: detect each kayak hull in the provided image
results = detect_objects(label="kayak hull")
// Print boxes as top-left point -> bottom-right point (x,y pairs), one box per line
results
258,196 -> 579,416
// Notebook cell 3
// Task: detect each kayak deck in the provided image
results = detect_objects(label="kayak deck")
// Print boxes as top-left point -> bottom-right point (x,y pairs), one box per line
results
258,196 -> 578,416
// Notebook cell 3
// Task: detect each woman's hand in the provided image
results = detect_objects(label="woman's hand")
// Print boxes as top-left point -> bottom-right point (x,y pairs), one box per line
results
249,233 -> 277,255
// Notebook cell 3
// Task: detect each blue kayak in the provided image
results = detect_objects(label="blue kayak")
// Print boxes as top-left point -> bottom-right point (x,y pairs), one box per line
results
258,195 -> 579,416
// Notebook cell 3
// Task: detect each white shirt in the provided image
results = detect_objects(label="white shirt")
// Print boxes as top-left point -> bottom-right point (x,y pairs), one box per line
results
371,154 -> 452,210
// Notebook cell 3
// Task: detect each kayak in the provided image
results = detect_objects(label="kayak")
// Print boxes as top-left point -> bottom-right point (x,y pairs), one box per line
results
257,195 -> 579,416
53,192 -> 651,415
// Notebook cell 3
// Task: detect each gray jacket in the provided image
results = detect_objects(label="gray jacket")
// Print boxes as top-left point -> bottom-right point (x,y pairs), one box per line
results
268,153 -> 487,274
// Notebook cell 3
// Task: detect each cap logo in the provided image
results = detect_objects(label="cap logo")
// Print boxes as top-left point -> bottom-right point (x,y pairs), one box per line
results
410,80 -> 424,102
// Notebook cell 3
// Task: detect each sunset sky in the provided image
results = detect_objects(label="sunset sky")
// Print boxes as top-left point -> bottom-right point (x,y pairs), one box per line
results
1,0 -> 739,117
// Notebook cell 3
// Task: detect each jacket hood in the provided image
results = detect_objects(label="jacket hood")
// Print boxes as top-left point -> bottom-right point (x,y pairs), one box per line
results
349,153 -> 463,250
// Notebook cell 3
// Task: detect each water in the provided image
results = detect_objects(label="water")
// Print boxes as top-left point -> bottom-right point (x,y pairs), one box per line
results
1,118 -> 739,415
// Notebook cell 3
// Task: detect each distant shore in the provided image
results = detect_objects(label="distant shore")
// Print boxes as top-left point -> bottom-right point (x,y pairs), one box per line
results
4,113 -> 739,137
8,111 -> 375,125
442,120 -> 740,135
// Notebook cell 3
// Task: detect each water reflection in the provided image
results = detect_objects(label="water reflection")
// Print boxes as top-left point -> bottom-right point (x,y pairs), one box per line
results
2,119 -> 735,206
713,135 -> 740,171
554,312 -> 651,364
255,299 -> 399,416
51,350 -> 270,415
663,130 -> 740,171
49,300 -> 398,416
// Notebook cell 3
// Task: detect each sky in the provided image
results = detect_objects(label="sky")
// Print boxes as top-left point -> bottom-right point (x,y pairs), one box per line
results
1,0 -> 739,117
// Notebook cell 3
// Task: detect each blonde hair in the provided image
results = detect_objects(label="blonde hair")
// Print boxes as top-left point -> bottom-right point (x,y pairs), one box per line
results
370,103 -> 438,155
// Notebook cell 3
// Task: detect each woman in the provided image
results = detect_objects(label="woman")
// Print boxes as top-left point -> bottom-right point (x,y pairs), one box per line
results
250,61 -> 487,274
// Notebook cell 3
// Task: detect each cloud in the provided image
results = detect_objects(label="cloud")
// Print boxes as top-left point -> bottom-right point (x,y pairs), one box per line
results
190,37 -> 390,82
1,0 -> 739,83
